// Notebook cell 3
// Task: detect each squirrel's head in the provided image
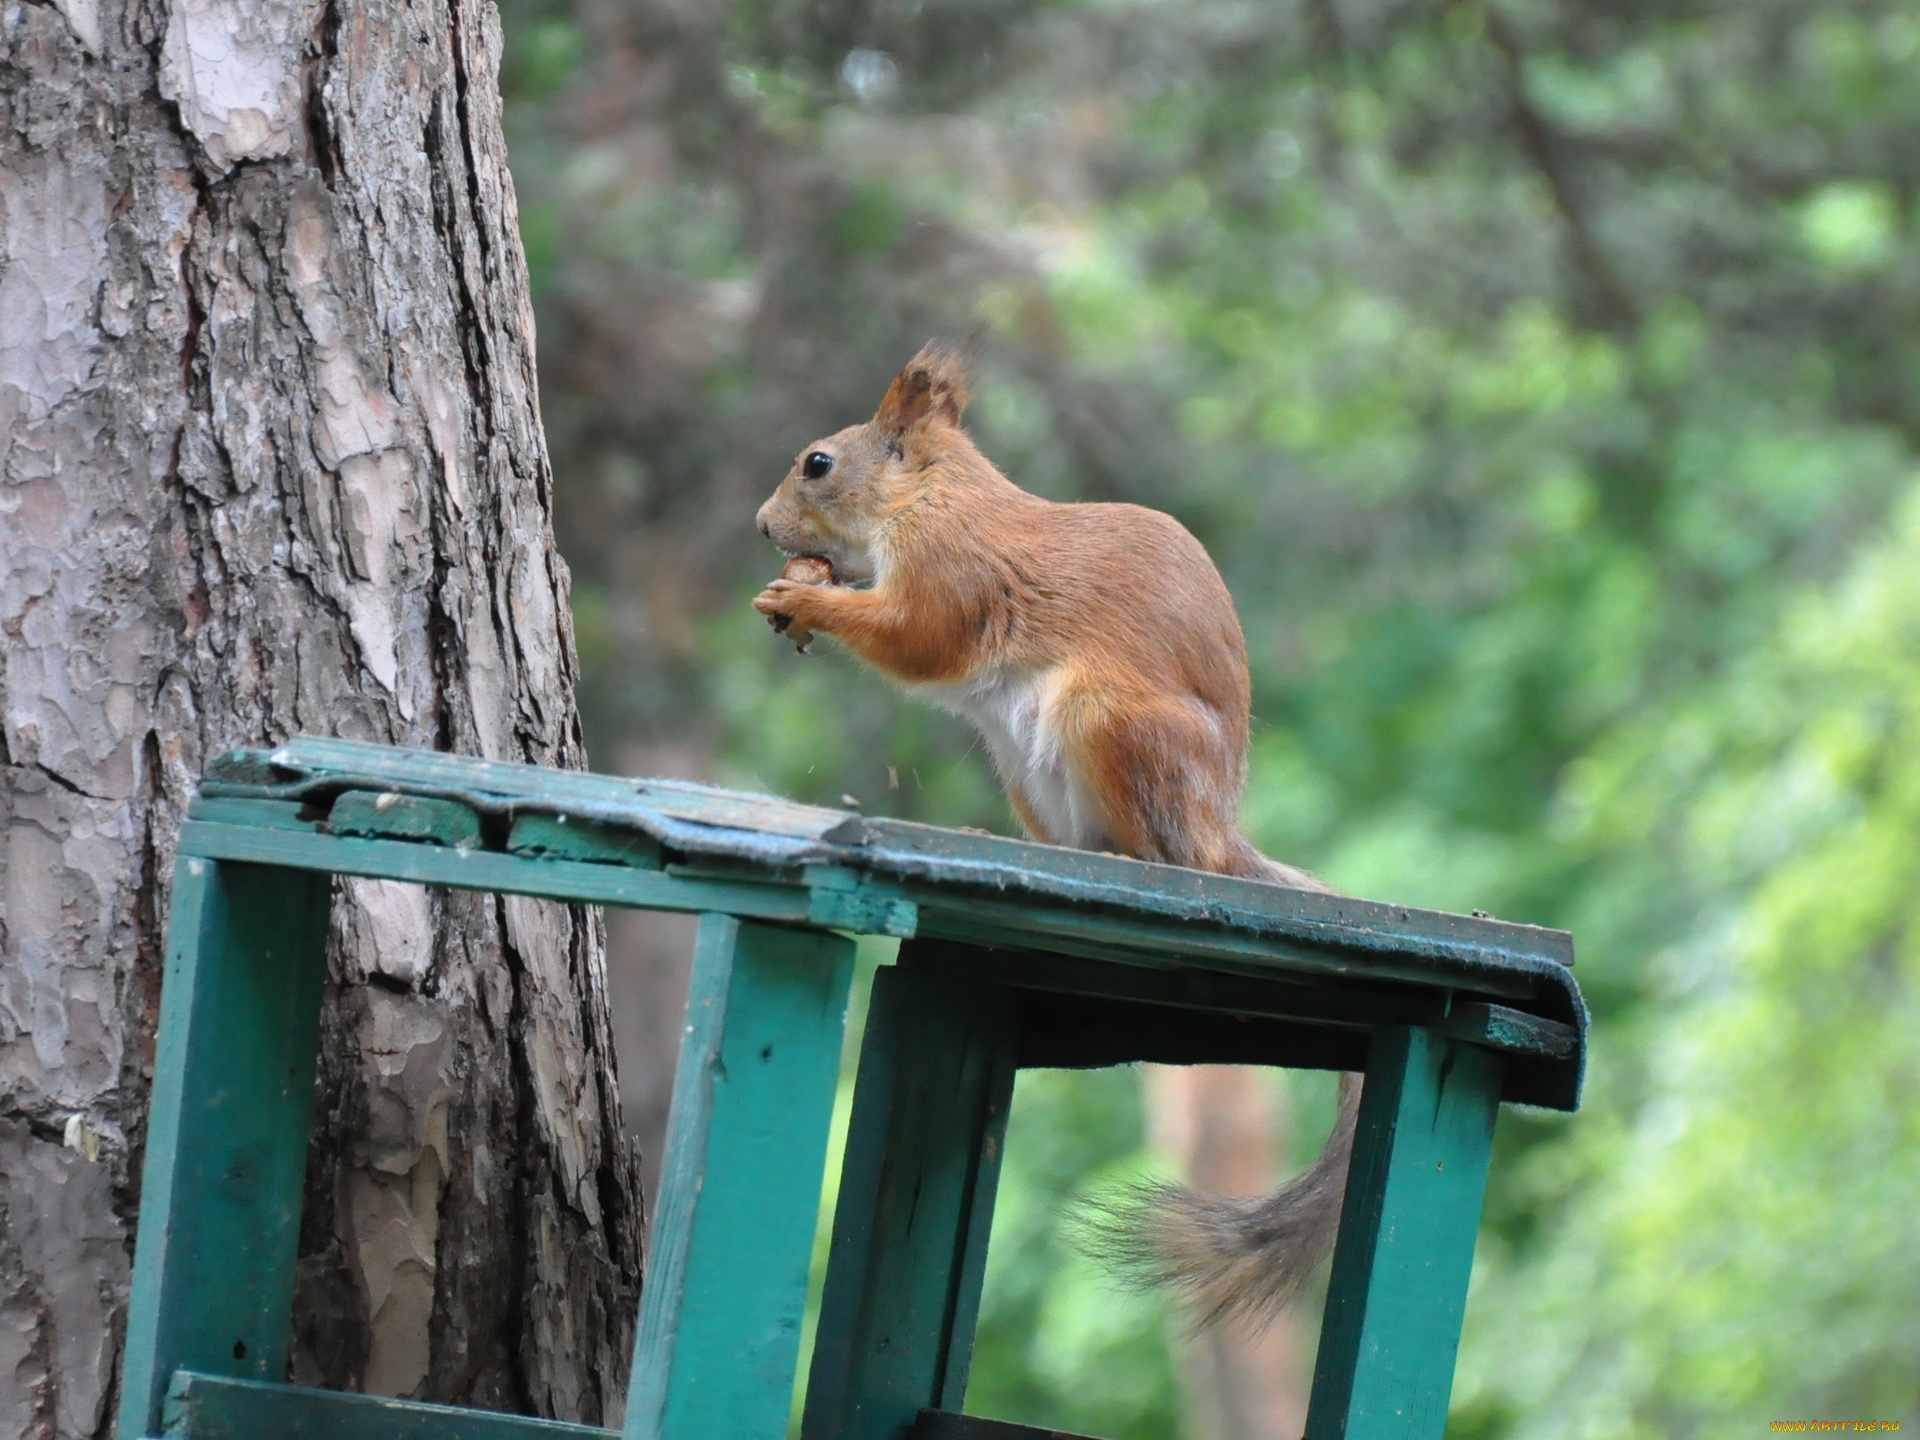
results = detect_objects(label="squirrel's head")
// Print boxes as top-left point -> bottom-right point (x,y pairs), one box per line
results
756,343 -> 972,583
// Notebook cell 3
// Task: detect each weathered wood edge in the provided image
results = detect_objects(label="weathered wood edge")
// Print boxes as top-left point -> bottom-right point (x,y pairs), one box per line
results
836,817 -> 1574,967
901,942 -> 1576,1108
904,889 -> 1550,1005
200,739 -> 1576,975
175,820 -> 822,926
180,802 -> 1561,1016
901,942 -> 1576,1061
189,740 -> 1585,1103
161,1370 -> 613,1439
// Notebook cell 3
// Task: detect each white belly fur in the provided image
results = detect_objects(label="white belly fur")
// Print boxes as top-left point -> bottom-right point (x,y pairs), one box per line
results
910,666 -> 1104,848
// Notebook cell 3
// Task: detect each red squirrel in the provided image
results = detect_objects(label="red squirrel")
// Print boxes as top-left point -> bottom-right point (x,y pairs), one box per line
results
753,343 -> 1359,1325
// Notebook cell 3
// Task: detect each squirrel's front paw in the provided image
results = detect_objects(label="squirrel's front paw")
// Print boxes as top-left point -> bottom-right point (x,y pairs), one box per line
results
753,577 -> 828,651
752,577 -> 807,621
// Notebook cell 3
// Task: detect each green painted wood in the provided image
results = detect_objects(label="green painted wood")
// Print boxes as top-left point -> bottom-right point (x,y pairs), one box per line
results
803,867 -> 919,938
176,813 -> 1575,1075
507,812 -> 663,868
904,936 -> 1409,1020
801,962 -> 1020,1440
206,738 -> 855,843
140,742 -> 1582,1440
117,860 -> 332,1440
906,905 -> 1580,1112
177,819 -> 817,924
186,796 -> 324,833
329,790 -> 484,847
1015,988 -> 1364,1073
680,859 -> 921,939
177,817 -> 935,945
1304,1026 -> 1506,1440
912,894 -> 1542,1000
205,738 -> 1576,977
162,1371 -> 613,1440
908,1411 -> 1102,1440
1443,1000 -> 1577,1061
834,815 -> 1576,971
179,811 -> 1580,1107
902,941 -> 1576,1068
626,915 -> 856,1440
190,741 -> 1586,1110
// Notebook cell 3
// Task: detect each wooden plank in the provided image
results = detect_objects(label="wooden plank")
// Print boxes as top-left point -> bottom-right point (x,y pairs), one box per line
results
176,820 -> 817,925
186,796 -> 324,833
208,737 -> 855,842
203,737 -> 661,810
802,964 -> 1019,1440
904,940 -> 1574,1062
626,916 -> 856,1440
176,816 -> 1579,1106
909,1410 -> 1103,1440
205,739 -> 1576,976
1442,1001 -> 1577,1062
507,812 -> 663,868
803,865 -> 919,938
1015,989 -> 1366,1073
189,740 -> 1583,1105
329,790 -> 484,848
912,893 -> 1544,1004
902,939 -> 1439,1033
162,1371 -> 613,1440
1304,1026 -> 1504,1440
176,816 -> 1561,1025
912,902 -> 1580,1107
117,860 -> 332,1440
837,815 -> 1576,970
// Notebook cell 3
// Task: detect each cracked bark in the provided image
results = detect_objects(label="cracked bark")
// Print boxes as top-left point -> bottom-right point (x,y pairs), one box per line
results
0,2 -> 643,1436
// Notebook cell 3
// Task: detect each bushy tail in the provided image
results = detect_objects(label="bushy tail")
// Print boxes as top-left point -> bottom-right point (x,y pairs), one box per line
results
1078,1073 -> 1362,1329
1226,834 -> 1335,894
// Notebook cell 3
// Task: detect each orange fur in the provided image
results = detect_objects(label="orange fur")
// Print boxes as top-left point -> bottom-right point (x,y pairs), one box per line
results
753,342 -> 1324,892
754,343 -> 1348,1329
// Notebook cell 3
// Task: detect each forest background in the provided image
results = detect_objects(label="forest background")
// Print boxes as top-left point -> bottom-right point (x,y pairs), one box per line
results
493,0 -> 1920,1435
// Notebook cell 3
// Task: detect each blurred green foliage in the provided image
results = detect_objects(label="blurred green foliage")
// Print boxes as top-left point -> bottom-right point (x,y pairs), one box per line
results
497,0 -> 1920,1432
969,1069 -> 1180,1439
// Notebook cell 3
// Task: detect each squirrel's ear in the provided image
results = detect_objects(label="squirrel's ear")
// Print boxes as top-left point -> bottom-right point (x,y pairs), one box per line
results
874,342 -> 971,438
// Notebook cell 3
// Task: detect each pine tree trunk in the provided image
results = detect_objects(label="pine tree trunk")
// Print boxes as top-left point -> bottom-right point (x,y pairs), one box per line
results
0,2 -> 643,1435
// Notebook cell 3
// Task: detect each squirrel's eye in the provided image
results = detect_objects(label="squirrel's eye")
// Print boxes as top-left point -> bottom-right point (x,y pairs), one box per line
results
802,451 -> 833,480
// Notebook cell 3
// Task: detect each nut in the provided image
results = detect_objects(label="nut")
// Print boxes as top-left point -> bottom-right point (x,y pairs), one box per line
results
772,555 -> 836,651
781,555 -> 836,586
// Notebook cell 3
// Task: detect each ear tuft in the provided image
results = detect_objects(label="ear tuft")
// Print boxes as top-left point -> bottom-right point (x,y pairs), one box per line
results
873,341 -> 972,438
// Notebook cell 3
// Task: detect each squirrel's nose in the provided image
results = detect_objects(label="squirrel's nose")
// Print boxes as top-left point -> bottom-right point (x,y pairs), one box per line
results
757,515 -> 771,539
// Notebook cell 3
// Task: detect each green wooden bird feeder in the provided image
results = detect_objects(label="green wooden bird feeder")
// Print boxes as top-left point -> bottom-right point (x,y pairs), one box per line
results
118,737 -> 1583,1440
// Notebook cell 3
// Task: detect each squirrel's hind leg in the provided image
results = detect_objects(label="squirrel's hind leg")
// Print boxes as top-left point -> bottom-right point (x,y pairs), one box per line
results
1051,685 -> 1246,874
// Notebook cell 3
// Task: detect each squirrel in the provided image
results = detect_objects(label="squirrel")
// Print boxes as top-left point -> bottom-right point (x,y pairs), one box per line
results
753,342 -> 1360,1327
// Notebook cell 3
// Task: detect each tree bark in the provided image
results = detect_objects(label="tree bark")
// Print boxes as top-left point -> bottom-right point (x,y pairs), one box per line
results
0,2 -> 643,1436
600,741 -> 704,1232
